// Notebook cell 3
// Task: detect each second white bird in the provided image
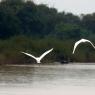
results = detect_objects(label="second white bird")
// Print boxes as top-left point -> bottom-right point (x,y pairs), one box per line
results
72,39 -> 95,54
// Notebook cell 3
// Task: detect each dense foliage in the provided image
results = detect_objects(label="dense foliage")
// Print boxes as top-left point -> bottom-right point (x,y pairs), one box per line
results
0,0 -> 95,64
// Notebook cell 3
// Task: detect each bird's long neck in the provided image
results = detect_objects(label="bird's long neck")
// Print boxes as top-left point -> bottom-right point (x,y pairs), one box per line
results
37,60 -> 41,64
36,58 -> 41,64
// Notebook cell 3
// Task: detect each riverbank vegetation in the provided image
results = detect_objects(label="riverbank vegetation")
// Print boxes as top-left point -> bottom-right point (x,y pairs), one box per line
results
0,0 -> 95,64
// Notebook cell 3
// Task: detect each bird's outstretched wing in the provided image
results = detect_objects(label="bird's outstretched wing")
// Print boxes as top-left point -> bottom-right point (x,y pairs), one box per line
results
72,40 -> 83,54
86,40 -> 95,49
39,48 -> 53,59
21,52 -> 36,60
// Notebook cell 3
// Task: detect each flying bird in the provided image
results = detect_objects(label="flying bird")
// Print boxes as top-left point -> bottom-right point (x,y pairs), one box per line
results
72,39 -> 95,54
21,48 -> 53,63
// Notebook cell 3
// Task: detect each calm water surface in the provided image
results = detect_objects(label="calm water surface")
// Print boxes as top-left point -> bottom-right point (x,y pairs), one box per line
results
1,63 -> 95,95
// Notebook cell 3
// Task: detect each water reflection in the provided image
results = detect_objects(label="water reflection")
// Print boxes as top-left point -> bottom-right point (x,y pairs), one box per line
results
0,64 -> 95,87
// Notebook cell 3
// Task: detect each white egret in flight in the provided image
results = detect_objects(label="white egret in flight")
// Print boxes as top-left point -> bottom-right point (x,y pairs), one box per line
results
72,39 -> 95,54
21,48 -> 53,63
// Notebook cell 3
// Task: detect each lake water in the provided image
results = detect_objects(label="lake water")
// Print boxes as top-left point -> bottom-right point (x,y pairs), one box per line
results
1,63 -> 95,95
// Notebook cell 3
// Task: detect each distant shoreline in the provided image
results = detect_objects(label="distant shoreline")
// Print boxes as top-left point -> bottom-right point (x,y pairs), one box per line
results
1,62 -> 95,67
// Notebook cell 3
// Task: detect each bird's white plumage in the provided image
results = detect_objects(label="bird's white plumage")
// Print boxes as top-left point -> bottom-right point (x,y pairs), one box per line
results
21,48 -> 53,63
39,48 -> 53,59
21,52 -> 36,59
72,39 -> 95,54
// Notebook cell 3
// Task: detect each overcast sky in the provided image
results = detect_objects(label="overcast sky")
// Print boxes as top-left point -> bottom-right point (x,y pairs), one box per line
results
34,0 -> 95,15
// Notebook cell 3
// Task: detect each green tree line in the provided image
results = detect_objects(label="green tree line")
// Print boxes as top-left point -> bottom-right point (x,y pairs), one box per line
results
0,0 -> 95,64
